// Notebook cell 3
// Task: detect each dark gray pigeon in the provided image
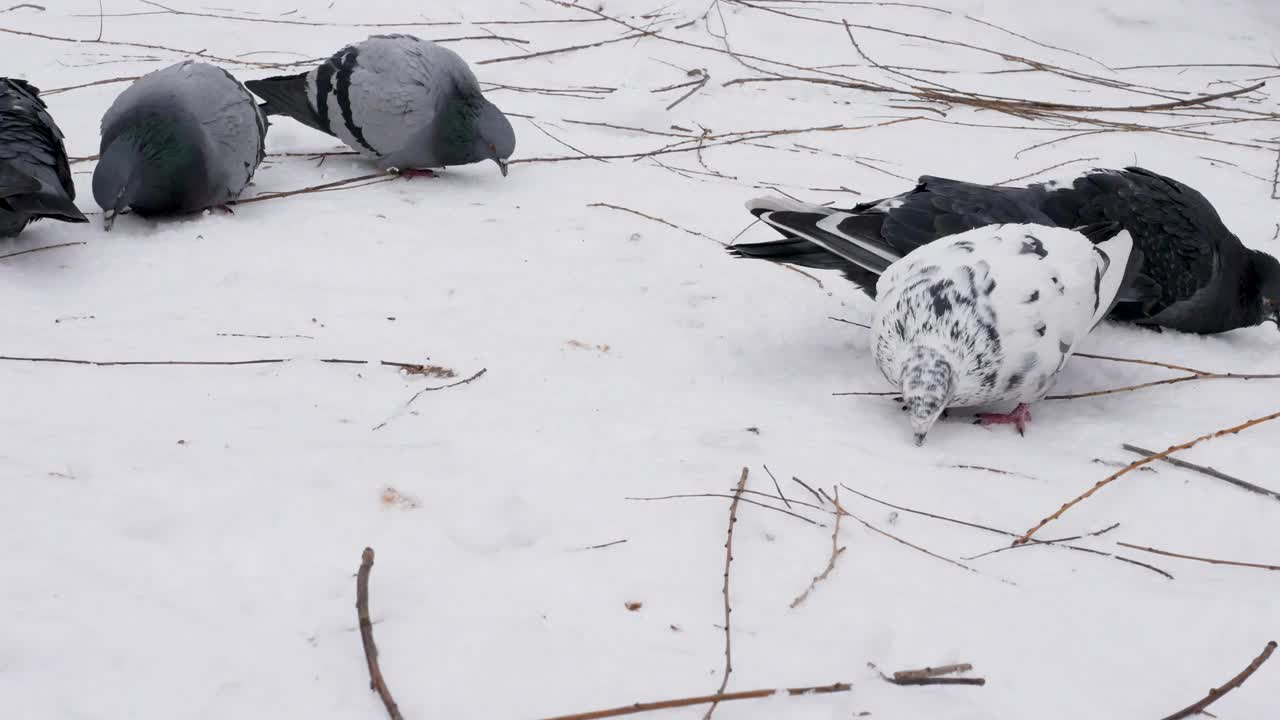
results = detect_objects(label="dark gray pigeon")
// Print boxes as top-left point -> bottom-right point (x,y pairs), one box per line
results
93,61 -> 267,230
0,78 -> 88,237
731,167 -> 1280,334
245,34 -> 515,177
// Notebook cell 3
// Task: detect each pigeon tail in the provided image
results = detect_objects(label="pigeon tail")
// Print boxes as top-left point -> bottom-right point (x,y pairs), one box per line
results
244,73 -> 328,134
899,344 -> 957,446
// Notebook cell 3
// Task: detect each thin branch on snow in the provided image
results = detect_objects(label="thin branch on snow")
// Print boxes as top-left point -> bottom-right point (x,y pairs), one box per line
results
762,465 -> 793,509
231,173 -> 396,206
372,368 -> 488,431
1121,444 -> 1280,503
1158,641 -> 1277,720
1015,408 -> 1280,545
1116,543 -> 1280,572
587,203 -> 721,243
626,493 -> 822,526
892,663 -> 975,682
704,467 -> 748,720
841,484 -> 1171,579
356,548 -> 405,720
0,241 -> 86,260
532,682 -> 852,720
789,487 -> 846,608
0,355 -> 453,370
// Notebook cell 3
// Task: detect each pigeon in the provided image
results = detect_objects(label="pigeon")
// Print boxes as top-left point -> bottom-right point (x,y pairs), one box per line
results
0,78 -> 88,237
738,196 -> 1138,444
245,34 -> 515,177
93,61 -> 267,230
730,168 -> 1280,334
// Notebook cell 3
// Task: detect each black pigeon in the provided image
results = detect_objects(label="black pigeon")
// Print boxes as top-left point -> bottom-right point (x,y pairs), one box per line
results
731,167 -> 1280,334
0,78 -> 88,237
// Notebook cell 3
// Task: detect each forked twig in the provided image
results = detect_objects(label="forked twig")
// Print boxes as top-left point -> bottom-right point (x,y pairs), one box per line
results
1159,641 -> 1277,720
790,487 -> 846,608
356,548 -> 404,720
372,368 -> 488,431
1015,408 -> 1280,545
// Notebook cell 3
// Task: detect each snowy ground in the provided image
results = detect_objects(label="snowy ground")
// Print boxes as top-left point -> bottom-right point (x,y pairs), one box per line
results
3,1 -> 1280,718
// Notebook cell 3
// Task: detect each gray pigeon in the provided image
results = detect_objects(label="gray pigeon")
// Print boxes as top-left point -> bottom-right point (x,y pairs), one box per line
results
731,167 -> 1280,334
0,78 -> 87,237
93,61 -> 267,230
245,34 -> 515,177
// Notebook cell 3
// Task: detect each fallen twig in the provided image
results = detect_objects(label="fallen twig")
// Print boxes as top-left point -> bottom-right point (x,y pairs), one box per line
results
762,465 -> 792,509
232,173 -> 394,206
1159,640 -> 1277,720
356,548 -> 404,720
1116,543 -> 1280,572
790,487 -> 846,608
588,202 -> 720,244
372,367 -> 488,431
705,467 -> 748,720
1121,443 -> 1280,502
0,241 -> 86,260
626,493 -> 821,526
533,682 -> 852,720
893,663 -> 973,681
1015,408 -> 1280,545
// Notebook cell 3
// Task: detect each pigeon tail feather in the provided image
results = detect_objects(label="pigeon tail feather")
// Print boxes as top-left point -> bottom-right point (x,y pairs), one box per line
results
244,73 -> 327,134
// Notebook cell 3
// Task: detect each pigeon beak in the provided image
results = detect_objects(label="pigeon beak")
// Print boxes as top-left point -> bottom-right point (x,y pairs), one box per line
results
495,157 -> 509,177
913,432 -> 927,447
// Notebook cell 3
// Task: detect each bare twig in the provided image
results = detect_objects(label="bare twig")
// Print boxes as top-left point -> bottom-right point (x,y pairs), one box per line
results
533,682 -> 852,720
762,465 -> 792,509
356,548 -> 404,720
792,476 -> 827,506
1121,444 -> 1280,502
1117,543 -> 1280,572
479,30 -> 651,65
1015,408 -> 1280,545
626,493 -> 821,526
829,490 -> 992,579
232,173 -> 394,206
372,368 -> 488,431
1159,641 -> 1277,720
886,676 -> 986,686
0,241 -> 86,260
828,316 -> 871,329
705,467 -> 748,720
893,663 -> 973,681
790,487 -> 846,608
588,203 -> 720,243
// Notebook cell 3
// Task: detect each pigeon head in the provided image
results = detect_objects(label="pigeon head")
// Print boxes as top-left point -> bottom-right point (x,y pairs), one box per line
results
1249,250 -> 1280,329
899,345 -> 956,446
434,93 -> 515,176
93,110 -> 209,229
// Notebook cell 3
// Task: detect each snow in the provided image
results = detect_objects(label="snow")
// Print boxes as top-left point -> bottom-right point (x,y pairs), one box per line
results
2,1 -> 1279,719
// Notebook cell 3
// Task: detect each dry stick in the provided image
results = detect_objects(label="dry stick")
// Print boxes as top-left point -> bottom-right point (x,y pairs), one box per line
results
533,683 -> 852,720
841,484 -> 1172,579
704,468 -> 748,720
762,464 -> 793,509
527,120 -> 607,163
356,548 -> 404,720
792,476 -> 827,506
0,355 -> 439,368
893,663 -> 973,681
626,492 -> 821,526
1159,641 -> 1277,720
790,487 -> 846,608
1121,443 -> 1280,502
827,489 -> 992,579
1074,351 -> 1210,376
1015,408 -> 1280,545
993,157 -> 1099,186
232,173 -> 394,206
372,368 -> 488,431
1116,543 -> 1280,572
886,676 -> 986,687
479,30 -> 651,65
588,203 -> 720,243
109,1 -> 603,27
42,75 -> 140,95
0,25 -> 291,68
828,316 -> 871,329
0,241 -> 86,260
1046,371 -> 1280,401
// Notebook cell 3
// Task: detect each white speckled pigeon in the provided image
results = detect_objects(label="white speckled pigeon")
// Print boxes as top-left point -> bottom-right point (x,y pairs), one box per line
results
731,168 -> 1280,334
737,196 -> 1138,445
245,34 -> 515,177
0,78 -> 87,237
92,61 -> 267,230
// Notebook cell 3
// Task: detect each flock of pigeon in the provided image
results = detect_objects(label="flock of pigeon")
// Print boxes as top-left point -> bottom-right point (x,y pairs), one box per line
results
2,33 -> 1278,445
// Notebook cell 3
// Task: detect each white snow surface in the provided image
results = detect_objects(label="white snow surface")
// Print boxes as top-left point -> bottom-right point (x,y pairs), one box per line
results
3,1 -> 1280,719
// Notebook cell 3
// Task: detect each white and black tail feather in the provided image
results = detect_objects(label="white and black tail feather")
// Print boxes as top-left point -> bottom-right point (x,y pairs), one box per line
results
732,195 -> 900,278
244,72 -> 329,135
1070,221 -> 1139,329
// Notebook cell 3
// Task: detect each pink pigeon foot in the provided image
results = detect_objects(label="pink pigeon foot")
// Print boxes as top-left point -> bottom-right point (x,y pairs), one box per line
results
974,403 -> 1032,436
397,168 -> 436,179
